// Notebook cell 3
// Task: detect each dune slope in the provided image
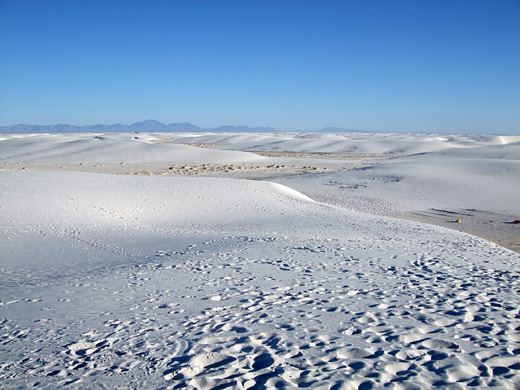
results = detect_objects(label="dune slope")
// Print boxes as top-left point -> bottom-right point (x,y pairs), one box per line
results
1,167 -> 519,389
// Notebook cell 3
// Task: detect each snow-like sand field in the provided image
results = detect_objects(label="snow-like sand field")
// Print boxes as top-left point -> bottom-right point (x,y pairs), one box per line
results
1,132 -> 519,389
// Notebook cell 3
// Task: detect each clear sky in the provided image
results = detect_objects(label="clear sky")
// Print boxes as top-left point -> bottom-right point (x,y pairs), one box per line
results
1,0 -> 519,134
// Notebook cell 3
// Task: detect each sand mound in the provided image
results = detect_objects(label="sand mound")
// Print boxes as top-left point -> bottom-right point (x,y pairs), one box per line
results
1,132 -> 519,389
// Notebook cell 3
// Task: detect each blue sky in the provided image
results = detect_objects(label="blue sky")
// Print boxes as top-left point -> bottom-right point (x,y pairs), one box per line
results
1,0 -> 519,134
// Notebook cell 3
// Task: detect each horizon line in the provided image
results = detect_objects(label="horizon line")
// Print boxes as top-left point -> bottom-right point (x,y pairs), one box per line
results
0,119 -> 516,137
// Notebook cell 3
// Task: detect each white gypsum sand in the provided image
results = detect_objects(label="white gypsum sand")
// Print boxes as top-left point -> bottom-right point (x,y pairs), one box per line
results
0,132 -> 519,389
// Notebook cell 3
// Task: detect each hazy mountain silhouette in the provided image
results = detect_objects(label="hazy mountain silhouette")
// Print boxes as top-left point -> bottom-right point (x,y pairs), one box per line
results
0,120 -> 363,134
0,120 -> 281,134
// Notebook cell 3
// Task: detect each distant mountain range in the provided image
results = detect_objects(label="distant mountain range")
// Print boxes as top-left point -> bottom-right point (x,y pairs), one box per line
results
0,119 -> 357,134
0,120 -> 278,134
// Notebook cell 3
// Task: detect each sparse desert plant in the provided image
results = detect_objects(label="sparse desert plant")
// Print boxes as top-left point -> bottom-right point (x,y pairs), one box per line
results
456,218 -> 461,223
513,219 -> 520,224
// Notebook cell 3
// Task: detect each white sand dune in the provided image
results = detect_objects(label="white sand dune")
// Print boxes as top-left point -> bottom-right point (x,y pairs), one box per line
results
167,132 -> 520,154
0,133 -> 264,164
1,132 -> 519,389
275,142 -> 520,212
271,140 -> 520,252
